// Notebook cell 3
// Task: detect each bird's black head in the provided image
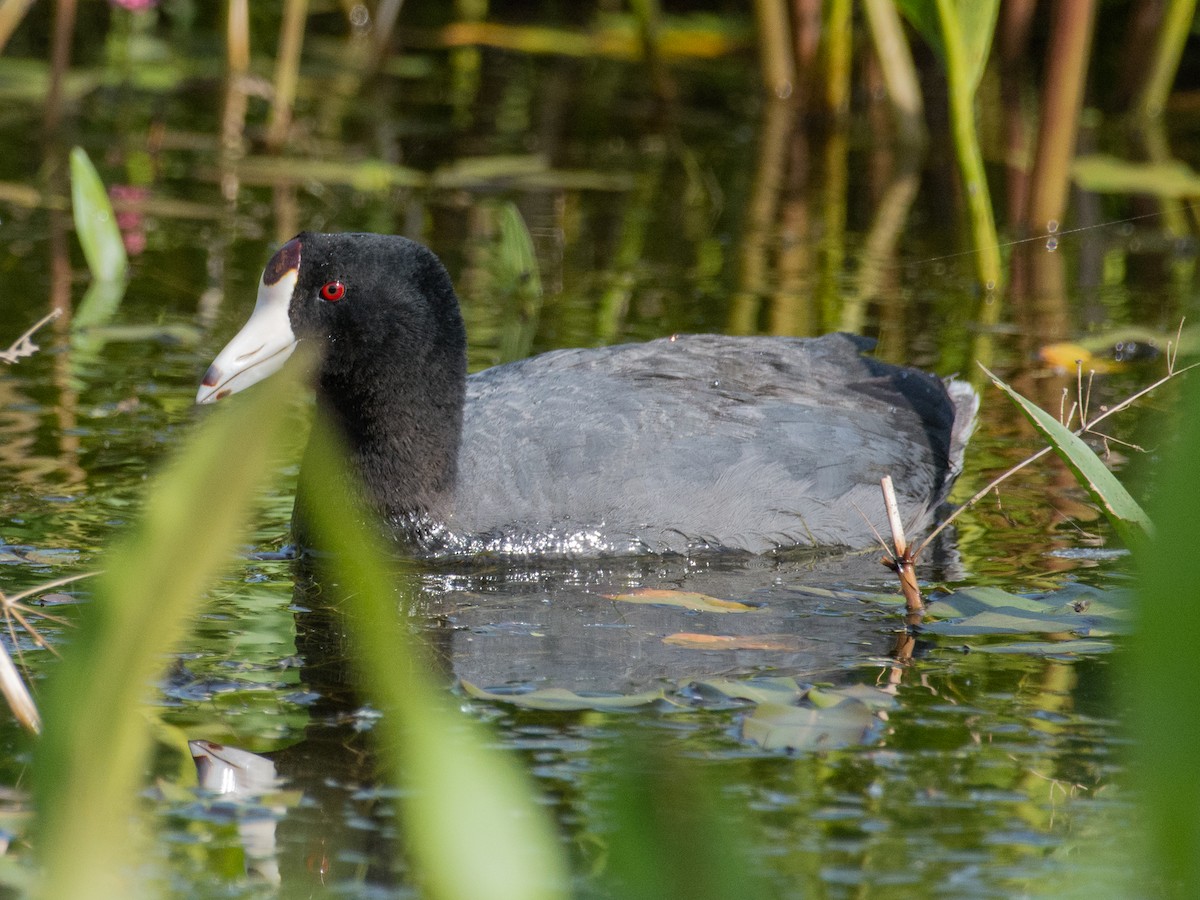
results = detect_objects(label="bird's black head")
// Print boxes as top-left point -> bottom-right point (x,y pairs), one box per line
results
198,232 -> 469,526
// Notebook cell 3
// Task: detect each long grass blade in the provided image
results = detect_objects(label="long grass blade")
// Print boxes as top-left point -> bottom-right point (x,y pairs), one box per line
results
31,355 -> 307,900
982,365 -> 1152,546
68,147 -> 127,283
301,414 -> 569,900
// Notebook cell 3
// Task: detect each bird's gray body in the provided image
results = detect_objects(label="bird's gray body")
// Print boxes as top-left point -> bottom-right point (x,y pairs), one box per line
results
442,333 -> 976,555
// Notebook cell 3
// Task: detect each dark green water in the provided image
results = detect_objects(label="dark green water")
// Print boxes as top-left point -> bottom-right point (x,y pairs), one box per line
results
0,10 -> 1193,897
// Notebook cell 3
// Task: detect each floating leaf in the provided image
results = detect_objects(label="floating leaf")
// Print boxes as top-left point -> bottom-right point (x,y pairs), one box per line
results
1039,342 -> 1121,374
972,639 -> 1113,656
69,146 -> 127,283
741,699 -> 880,751
687,676 -> 810,706
662,633 -> 804,651
235,155 -> 427,191
816,683 -> 899,710
1073,154 -> 1200,198
984,366 -> 1153,546
461,680 -> 662,711
923,585 -> 1130,638
603,588 -> 761,613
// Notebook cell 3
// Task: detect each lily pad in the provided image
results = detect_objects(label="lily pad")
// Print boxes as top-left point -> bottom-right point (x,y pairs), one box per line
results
691,678 -> 896,715
923,585 -> 1130,638
461,680 -> 662,711
603,588 -> 762,613
741,698 -> 881,751
686,676 -> 810,706
971,639 -> 1113,657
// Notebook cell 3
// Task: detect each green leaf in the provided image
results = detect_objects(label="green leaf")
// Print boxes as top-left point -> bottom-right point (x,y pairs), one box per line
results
494,201 -> 542,299
492,202 -> 544,363
688,676 -> 809,706
897,0 -> 999,89
69,146 -> 127,283
973,639 -> 1112,656
1073,154 -> 1200,198
71,279 -> 127,332
301,416 -> 569,900
1133,357 -> 1200,895
461,680 -> 662,711
983,365 -> 1153,546
741,699 -> 880,751
32,350 -> 308,900
598,733 -> 774,900
923,584 -> 1130,639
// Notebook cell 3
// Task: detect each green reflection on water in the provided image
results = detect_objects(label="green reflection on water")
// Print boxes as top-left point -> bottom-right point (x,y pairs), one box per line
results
0,8 -> 1185,894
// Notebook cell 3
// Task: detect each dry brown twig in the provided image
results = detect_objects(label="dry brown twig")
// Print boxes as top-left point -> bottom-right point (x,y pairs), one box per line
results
879,476 -> 924,613
0,308 -> 62,365
0,572 -> 98,736
0,309 -> 62,367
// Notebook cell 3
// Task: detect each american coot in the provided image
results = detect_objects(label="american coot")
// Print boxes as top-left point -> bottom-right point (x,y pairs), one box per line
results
197,232 -> 977,556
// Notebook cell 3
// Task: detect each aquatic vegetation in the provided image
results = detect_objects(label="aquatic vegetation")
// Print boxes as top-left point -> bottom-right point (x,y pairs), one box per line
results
0,3 -> 1196,897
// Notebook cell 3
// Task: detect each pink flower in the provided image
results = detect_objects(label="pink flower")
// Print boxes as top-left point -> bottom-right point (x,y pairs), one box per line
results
109,0 -> 158,10
108,185 -> 149,256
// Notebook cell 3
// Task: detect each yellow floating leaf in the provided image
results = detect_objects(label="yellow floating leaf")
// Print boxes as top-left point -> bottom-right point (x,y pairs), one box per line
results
1038,342 -> 1119,373
603,588 -> 760,613
662,633 -> 801,651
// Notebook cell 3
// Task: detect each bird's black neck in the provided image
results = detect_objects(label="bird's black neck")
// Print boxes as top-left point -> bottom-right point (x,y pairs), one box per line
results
293,331 -> 467,549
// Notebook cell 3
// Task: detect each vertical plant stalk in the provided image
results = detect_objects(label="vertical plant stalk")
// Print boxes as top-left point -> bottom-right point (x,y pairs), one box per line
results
597,153 -> 665,341
43,0 -> 76,135
840,162 -> 920,336
754,0 -> 796,98
880,476 -> 923,613
817,126 -> 849,330
1140,119 -> 1191,236
1134,0 -> 1198,120
729,98 -> 795,335
861,0 -> 926,143
226,0 -> 250,75
998,0 -> 1036,224
630,0 -> 676,102
934,0 -> 1002,291
370,0 -> 405,69
450,0 -> 487,127
221,0 -> 251,201
1025,0 -> 1097,233
823,0 -> 852,116
265,0 -> 309,151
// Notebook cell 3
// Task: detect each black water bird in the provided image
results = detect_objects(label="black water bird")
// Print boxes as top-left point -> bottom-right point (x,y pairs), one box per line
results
198,232 -> 977,556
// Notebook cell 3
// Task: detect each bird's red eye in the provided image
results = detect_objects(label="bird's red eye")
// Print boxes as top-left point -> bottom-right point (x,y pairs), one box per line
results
320,281 -> 346,302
